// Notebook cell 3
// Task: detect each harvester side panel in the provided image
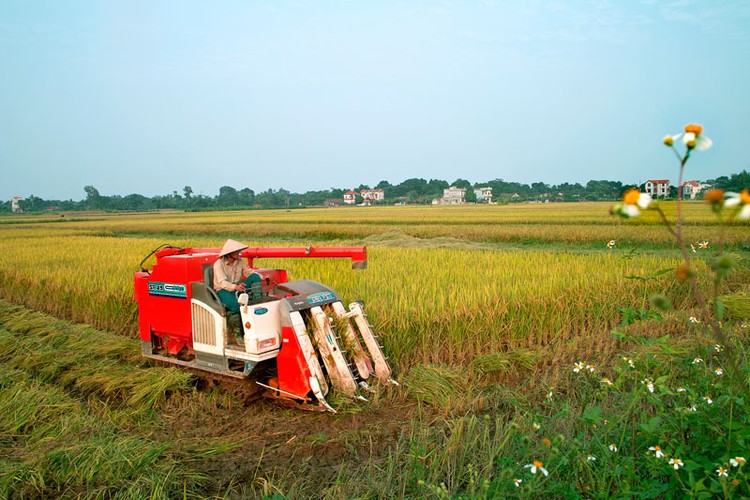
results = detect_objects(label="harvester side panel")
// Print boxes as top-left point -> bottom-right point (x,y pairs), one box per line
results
275,306 -> 329,399
134,252 -> 217,353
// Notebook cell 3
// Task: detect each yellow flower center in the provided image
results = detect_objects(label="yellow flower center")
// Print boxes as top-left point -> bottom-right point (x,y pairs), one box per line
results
703,189 -> 725,204
684,123 -> 703,135
533,460 -> 543,468
740,189 -> 750,204
622,188 -> 640,205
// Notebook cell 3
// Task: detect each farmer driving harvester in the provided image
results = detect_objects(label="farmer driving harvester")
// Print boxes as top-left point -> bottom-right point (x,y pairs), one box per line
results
212,239 -> 261,340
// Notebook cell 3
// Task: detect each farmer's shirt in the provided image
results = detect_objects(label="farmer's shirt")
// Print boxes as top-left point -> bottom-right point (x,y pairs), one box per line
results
213,257 -> 251,292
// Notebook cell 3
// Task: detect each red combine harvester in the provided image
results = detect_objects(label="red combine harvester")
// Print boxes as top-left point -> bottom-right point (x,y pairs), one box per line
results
134,244 -> 395,412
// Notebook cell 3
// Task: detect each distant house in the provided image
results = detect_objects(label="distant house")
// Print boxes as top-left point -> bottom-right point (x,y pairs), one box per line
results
442,186 -> 466,205
11,196 -> 23,213
681,180 -> 708,200
343,191 -> 358,205
474,186 -> 493,203
360,189 -> 385,202
498,193 -> 520,201
324,199 -> 341,207
645,179 -> 671,198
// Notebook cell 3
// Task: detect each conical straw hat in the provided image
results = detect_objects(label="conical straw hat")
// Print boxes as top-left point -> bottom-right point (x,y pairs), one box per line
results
218,239 -> 248,257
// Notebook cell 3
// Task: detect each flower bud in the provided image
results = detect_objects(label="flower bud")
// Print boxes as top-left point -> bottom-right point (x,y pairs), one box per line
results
703,189 -> 725,214
715,255 -> 734,271
663,135 -> 674,146
703,189 -> 725,204
674,264 -> 694,282
683,132 -> 697,149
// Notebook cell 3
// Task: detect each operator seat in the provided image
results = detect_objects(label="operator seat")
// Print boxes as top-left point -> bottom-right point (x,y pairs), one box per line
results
189,264 -> 226,316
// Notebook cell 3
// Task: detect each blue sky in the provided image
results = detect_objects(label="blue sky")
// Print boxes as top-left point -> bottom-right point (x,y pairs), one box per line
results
2,1 -> 749,201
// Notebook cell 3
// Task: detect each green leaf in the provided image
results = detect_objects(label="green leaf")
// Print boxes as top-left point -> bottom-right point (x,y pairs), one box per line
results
582,405 -> 602,425
639,416 -> 662,434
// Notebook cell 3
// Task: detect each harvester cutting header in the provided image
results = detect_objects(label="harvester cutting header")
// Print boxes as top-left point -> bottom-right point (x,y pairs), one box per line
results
134,240 -> 395,412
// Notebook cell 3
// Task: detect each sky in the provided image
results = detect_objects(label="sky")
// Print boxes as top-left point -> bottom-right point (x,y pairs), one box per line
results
2,0 -> 750,201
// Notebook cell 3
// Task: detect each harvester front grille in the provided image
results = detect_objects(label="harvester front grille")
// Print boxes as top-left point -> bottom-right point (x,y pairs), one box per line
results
192,303 -> 218,347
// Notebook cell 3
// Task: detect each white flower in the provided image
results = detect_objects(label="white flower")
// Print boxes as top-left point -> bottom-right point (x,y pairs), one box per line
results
698,241 -> 709,249
607,240 -> 616,249
730,457 -> 746,468
587,364 -> 596,373
609,444 -> 618,452
690,244 -> 696,253
642,379 -> 655,393
524,460 -> 549,476
715,344 -> 723,353
586,455 -> 597,462
669,458 -> 684,470
601,377 -> 614,386
546,389 -> 554,401
573,362 -> 584,373
617,189 -> 652,218
513,478 -> 522,487
715,368 -> 724,376
689,317 -> 700,324
724,190 -> 750,220
665,124 -> 712,151
649,445 -> 665,458
623,357 -> 635,368
717,466 -> 728,477
689,403 -> 698,412
703,395 -> 713,404
692,357 -> 703,364
532,422 -> 541,431
676,386 -> 687,393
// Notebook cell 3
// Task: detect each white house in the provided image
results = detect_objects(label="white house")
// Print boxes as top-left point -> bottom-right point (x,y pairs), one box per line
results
681,180 -> 708,200
11,196 -> 23,213
360,189 -> 385,202
474,187 -> 493,203
441,186 -> 466,205
645,179 -> 671,198
343,191 -> 358,205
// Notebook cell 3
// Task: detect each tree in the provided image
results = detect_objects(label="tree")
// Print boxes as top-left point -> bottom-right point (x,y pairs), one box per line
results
84,185 -> 101,209
183,186 -> 193,199
711,170 -> 750,191
427,179 -> 449,196
217,186 -> 238,206
451,178 -> 472,190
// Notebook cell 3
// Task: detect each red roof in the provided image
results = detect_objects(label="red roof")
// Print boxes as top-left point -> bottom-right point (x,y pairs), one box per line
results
647,179 -> 670,184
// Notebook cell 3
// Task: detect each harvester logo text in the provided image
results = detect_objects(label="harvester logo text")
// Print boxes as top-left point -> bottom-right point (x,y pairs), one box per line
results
307,291 -> 335,305
148,282 -> 187,299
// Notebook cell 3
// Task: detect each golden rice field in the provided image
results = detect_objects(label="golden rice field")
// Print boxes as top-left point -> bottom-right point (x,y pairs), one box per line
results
1,202 -> 749,498
1,202 -> 747,369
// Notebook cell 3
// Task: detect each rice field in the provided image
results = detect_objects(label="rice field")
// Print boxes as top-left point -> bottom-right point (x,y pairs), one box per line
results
0,203 -> 748,497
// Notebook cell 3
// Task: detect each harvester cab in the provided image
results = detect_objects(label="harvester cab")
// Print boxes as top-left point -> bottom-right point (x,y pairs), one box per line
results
134,244 -> 396,412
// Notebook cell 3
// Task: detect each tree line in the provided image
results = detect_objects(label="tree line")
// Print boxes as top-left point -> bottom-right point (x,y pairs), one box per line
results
4,171 -> 748,213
